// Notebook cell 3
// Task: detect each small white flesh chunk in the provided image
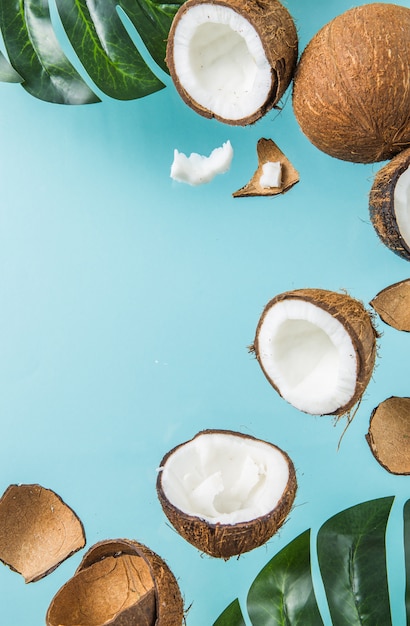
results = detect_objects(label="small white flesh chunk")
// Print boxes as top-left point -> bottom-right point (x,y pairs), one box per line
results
171,140 -> 233,185
172,4 -> 271,121
259,161 -> 282,188
257,300 -> 357,415
394,166 -> 410,246
160,432 -> 290,524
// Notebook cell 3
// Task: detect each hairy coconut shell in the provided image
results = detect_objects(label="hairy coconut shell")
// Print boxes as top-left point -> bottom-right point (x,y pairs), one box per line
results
0,484 -> 85,583
157,429 -> 297,559
46,539 -> 183,626
370,279 -> 410,331
233,138 -> 299,197
166,0 -> 298,125
252,288 -> 378,416
366,396 -> 410,475
293,4 -> 410,163
369,147 -> 410,260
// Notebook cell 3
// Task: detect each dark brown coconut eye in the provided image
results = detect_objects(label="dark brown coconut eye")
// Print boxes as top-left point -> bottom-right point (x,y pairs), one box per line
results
156,429 -> 297,559
46,539 -> 184,626
251,288 -> 378,416
166,0 -> 298,125
292,4 -> 410,163
369,147 -> 410,261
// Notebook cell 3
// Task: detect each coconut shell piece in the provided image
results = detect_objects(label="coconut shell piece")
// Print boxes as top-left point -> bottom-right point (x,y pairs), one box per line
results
46,539 -> 183,626
251,288 -> 378,416
233,138 -> 299,197
366,396 -> 410,475
292,4 -> 410,163
369,147 -> 410,261
157,429 -> 297,559
0,484 -> 85,583
370,279 -> 410,331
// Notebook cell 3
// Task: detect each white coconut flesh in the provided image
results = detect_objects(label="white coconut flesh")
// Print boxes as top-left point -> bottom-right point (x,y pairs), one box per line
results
171,4 -> 272,121
394,166 -> 410,246
257,300 -> 357,415
159,433 -> 290,525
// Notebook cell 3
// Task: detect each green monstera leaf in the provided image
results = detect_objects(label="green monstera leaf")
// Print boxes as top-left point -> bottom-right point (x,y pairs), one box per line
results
0,0 -> 183,104
214,497 -> 398,626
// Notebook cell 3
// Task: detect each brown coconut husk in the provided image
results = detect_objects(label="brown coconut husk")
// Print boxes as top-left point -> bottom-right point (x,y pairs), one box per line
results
370,279 -> 410,331
292,4 -> 410,163
0,484 -> 85,583
233,138 -> 299,197
366,396 -> 410,475
369,148 -> 410,261
156,429 -> 297,559
46,539 -> 184,626
166,0 -> 298,125
251,289 -> 378,417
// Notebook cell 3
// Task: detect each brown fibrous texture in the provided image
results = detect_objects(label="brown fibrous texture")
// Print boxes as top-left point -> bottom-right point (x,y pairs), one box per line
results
166,0 -> 298,125
233,138 -> 299,197
156,429 -> 297,559
369,147 -> 410,260
46,539 -> 184,626
251,288 -> 379,416
370,278 -> 410,331
0,484 -> 85,583
292,4 -> 410,163
366,396 -> 410,475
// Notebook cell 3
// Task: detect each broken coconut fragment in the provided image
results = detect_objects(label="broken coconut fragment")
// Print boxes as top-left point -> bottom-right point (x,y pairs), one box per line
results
0,484 -> 85,583
366,396 -> 410,475
369,147 -> 410,261
166,0 -> 298,125
171,140 -> 233,185
370,279 -> 410,331
156,429 -> 297,559
46,539 -> 183,626
233,138 -> 299,197
251,289 -> 378,416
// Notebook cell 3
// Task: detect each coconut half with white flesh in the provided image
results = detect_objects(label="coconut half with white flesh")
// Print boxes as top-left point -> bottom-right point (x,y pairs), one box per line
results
156,430 -> 297,559
166,0 -> 298,125
369,147 -> 410,261
251,289 -> 378,416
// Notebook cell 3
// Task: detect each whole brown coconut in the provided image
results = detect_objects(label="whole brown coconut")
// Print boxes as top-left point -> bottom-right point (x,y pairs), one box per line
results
157,429 -> 297,559
369,147 -> 410,260
292,3 -> 410,163
46,539 -> 183,626
166,0 -> 298,125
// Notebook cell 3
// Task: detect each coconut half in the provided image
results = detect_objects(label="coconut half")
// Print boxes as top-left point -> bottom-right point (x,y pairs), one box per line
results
166,0 -> 298,125
156,429 -> 297,559
370,279 -> 410,331
369,147 -> 410,261
366,397 -> 410,475
0,484 -> 85,583
292,4 -> 410,163
251,289 -> 378,416
46,539 -> 184,626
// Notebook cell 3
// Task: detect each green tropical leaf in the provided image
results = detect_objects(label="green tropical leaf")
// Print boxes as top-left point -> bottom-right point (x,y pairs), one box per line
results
213,599 -> 246,626
0,0 -> 99,103
247,530 -> 323,626
0,50 -> 22,82
317,496 -> 394,626
214,498 -> 397,626
404,499 -> 410,623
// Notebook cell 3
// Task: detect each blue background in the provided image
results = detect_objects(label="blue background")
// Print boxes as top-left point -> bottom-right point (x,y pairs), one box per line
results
0,0 -> 409,624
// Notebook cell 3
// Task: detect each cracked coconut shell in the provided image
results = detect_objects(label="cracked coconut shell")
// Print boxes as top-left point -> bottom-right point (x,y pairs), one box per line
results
156,429 -> 297,559
166,0 -> 298,125
46,539 -> 183,626
0,484 -> 85,583
292,3 -> 410,163
366,396 -> 410,475
370,279 -> 410,331
251,288 -> 378,416
369,147 -> 410,261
